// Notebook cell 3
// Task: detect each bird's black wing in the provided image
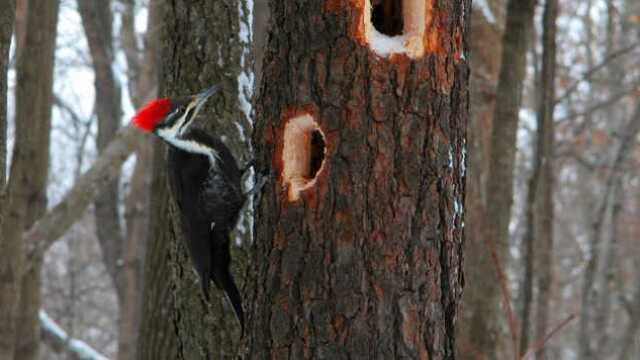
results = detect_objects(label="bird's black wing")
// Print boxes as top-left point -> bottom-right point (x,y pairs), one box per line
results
210,229 -> 245,333
168,147 -> 214,296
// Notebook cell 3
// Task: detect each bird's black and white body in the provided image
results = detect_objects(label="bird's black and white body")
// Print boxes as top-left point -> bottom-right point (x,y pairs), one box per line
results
132,86 -> 247,332
165,129 -> 245,331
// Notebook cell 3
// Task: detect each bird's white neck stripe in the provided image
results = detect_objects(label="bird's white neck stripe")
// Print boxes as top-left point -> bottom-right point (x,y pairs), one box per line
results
157,128 -> 220,165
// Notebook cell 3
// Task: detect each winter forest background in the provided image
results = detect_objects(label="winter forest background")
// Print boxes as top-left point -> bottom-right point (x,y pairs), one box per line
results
0,0 -> 639,359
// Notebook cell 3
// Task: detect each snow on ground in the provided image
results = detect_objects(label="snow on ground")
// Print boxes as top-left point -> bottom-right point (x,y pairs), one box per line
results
40,310 -> 109,360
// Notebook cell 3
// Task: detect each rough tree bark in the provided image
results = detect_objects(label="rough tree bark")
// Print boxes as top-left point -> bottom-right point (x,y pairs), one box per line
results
252,0 -> 269,86
477,0 -> 536,355
137,147 -> 178,359
0,3 -> 14,306
457,1 -> 504,358
0,1 -> 59,359
137,1 -> 252,358
244,1 -> 468,358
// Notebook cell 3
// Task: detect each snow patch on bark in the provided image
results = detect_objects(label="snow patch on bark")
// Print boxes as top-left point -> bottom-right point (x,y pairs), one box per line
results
236,0 -> 255,245
364,0 -> 426,58
368,28 -> 408,57
237,0 -> 254,132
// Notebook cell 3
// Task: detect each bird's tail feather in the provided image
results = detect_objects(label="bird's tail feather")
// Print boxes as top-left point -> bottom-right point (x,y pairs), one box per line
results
221,274 -> 245,335
201,272 -> 244,334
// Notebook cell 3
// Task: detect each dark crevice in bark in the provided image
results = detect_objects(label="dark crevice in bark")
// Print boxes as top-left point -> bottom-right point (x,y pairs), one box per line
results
371,1 -> 404,36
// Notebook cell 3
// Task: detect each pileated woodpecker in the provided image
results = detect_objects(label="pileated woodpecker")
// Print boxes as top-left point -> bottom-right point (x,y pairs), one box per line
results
132,85 -> 255,332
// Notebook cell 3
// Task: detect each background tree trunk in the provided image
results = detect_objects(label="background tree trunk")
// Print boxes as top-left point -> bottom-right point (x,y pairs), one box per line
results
518,0 -> 558,356
137,1 -> 252,358
531,1 -> 558,358
117,0 -> 161,358
478,0 -> 536,355
78,3 -> 140,358
245,1 -> 469,358
0,1 -> 58,359
457,1 -> 504,358
0,1 -> 15,340
78,0 -> 125,302
0,0 -> 59,358
13,259 -> 42,360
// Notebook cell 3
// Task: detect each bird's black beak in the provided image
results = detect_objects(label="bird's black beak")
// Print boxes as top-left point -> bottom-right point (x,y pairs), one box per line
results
194,85 -> 220,108
175,85 -> 220,135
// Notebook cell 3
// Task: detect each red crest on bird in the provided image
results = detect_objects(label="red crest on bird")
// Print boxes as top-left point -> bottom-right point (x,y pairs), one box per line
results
132,98 -> 172,132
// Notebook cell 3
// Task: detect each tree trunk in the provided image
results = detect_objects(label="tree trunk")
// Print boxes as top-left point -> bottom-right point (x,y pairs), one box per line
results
519,0 -> 558,356
480,0 -> 536,355
13,259 -> 42,360
118,0 -> 161,358
78,0 -> 126,299
0,0 -> 15,337
252,0 -> 269,87
245,1 -> 468,358
137,1 -> 252,358
0,1 -> 58,358
531,1 -> 558,358
137,140 -> 179,359
593,178 -> 623,357
457,1 -> 504,358
79,4 -> 140,359
119,139 -> 154,360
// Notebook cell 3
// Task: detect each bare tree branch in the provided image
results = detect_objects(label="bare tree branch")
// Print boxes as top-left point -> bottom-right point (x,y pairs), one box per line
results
555,41 -> 640,104
579,101 -> 640,357
521,314 -> 577,360
40,310 -> 109,360
24,125 -> 142,269
556,81 -> 640,122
